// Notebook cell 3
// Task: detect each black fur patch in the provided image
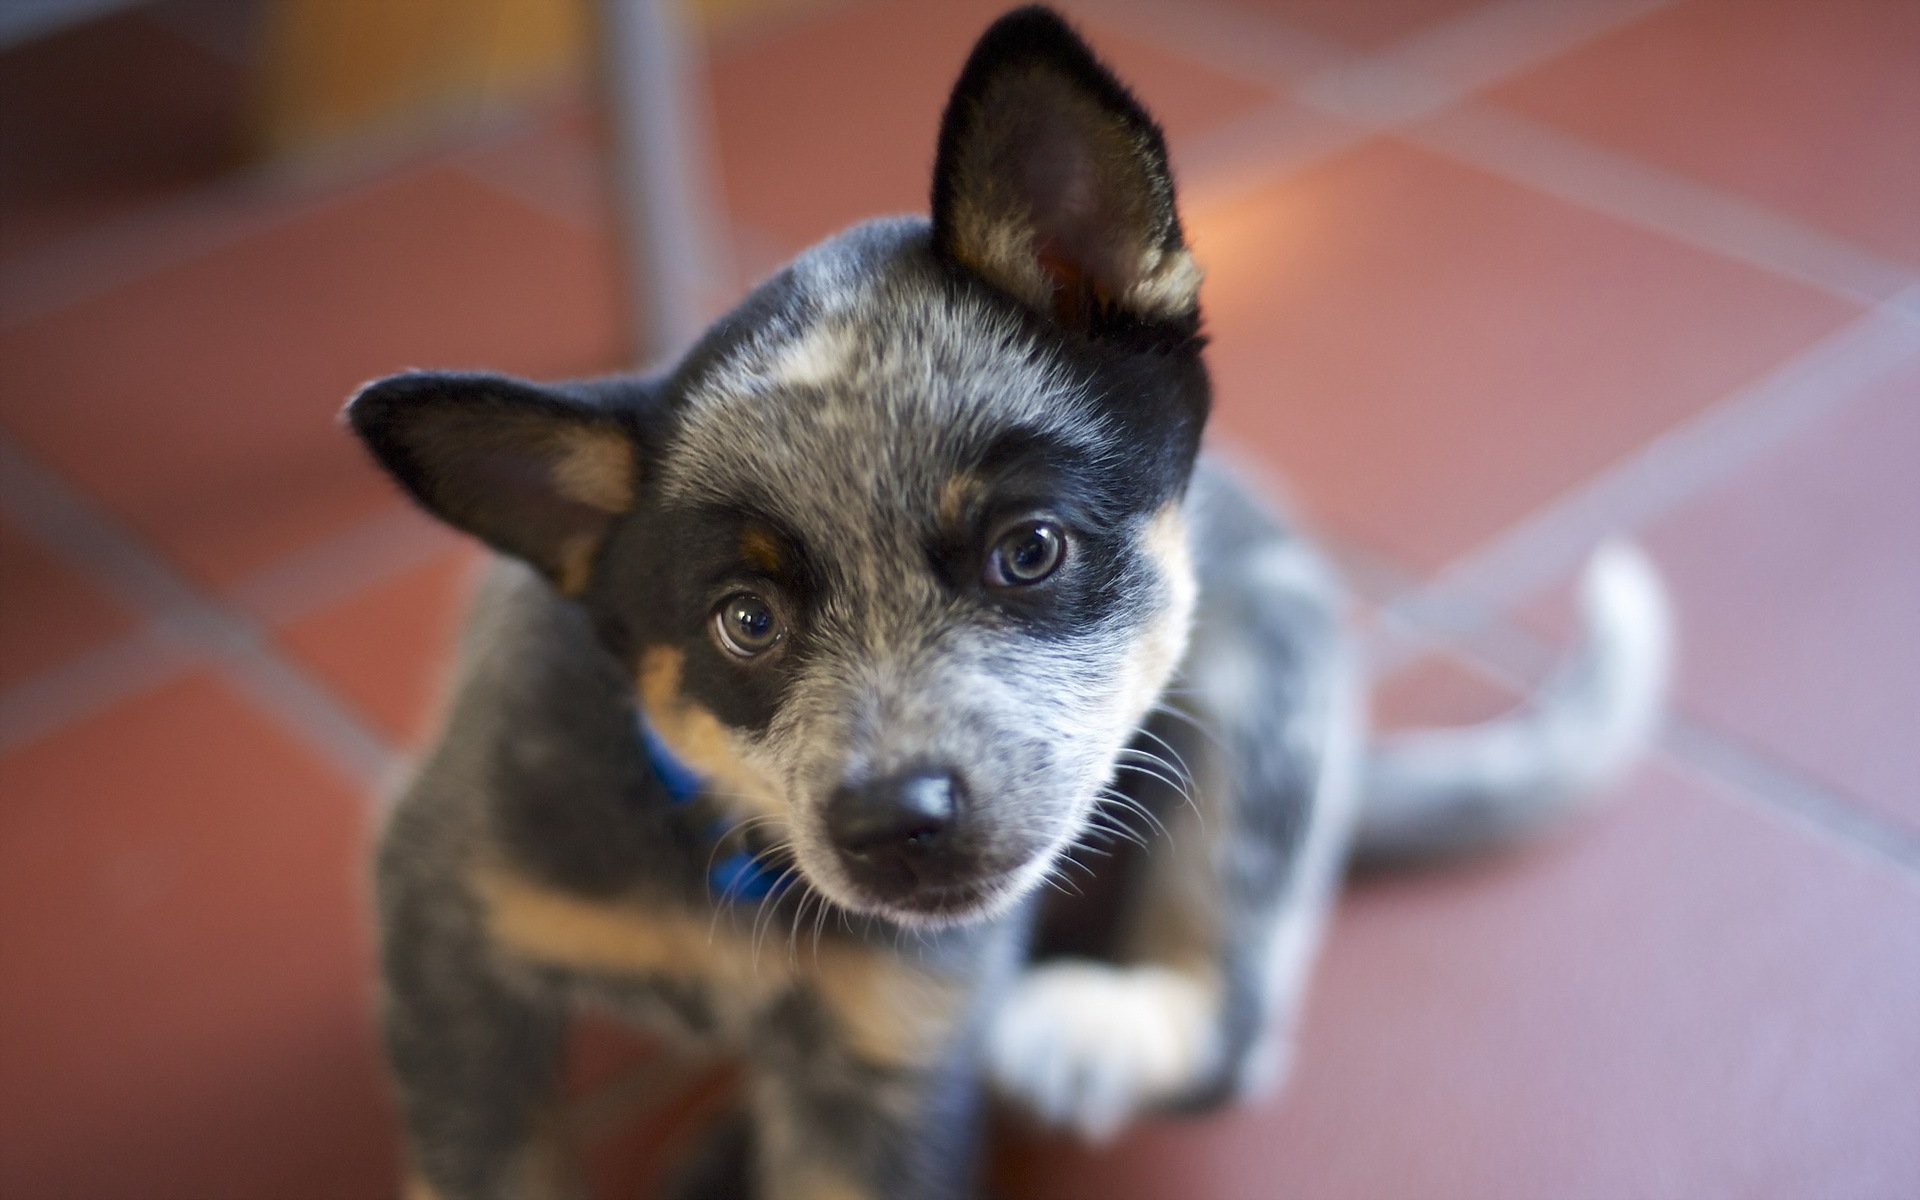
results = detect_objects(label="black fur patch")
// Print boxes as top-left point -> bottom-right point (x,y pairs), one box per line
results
347,371 -> 648,590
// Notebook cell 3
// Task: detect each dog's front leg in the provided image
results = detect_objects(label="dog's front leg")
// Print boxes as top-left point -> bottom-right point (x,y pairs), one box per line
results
743,949 -> 987,1200
385,972 -> 575,1200
379,848 -> 576,1200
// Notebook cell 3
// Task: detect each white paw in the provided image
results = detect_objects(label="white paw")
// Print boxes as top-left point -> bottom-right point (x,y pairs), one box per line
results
986,961 -> 1218,1142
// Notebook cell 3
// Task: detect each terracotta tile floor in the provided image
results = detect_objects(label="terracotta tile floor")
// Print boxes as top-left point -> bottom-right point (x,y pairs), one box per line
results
2,1 -> 1916,1197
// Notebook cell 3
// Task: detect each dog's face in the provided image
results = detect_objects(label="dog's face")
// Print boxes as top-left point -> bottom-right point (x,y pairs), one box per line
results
349,9 -> 1209,926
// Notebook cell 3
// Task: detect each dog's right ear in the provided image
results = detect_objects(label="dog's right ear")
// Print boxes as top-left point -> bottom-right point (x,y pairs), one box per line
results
345,372 -> 638,596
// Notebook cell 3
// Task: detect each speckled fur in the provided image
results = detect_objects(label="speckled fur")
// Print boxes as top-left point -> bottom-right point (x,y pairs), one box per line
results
347,9 -> 1669,1198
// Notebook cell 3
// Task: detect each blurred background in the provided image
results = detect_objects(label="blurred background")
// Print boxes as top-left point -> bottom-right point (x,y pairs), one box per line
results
2,0 -> 1917,1196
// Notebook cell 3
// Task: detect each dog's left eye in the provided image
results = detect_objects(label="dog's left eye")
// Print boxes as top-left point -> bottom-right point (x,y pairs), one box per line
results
712,592 -> 784,658
985,520 -> 1066,587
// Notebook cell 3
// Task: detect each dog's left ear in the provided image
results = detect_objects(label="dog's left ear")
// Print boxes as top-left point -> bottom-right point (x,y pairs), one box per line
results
931,6 -> 1199,334
345,371 -> 638,596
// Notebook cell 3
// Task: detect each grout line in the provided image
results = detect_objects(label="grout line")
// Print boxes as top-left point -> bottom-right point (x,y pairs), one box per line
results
1377,294 -> 1920,661
450,115 -> 610,234
0,502 -> 464,755
1295,0 -> 1676,125
1662,717 -> 1920,883
227,506 -> 462,625
0,630 -> 197,757
1176,103 -> 1370,206
1407,106 -> 1920,307
0,175 -> 371,334
0,434 -> 402,788
451,140 -> 775,328
1085,0 -> 1346,87
0,85 -> 584,337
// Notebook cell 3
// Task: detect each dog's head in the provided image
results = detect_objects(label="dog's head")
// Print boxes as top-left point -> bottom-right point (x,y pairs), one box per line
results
349,7 -> 1208,926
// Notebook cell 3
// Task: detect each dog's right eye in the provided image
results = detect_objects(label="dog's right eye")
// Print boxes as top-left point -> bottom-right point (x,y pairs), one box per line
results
712,592 -> 784,658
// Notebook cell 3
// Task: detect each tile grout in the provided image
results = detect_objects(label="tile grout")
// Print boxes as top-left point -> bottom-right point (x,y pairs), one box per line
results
0,173 -> 370,335
0,503 -> 463,754
1406,105 -> 1919,308
1660,717 -> 1920,885
226,506 -> 465,626
0,433 -> 402,790
0,628 -> 199,757
0,91 -> 585,336
1377,293 -> 1920,663
1087,0 -> 1346,84
1292,0 -> 1679,125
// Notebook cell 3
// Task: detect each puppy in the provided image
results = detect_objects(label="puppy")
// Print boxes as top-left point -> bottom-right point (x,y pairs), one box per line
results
346,8 -> 1671,1198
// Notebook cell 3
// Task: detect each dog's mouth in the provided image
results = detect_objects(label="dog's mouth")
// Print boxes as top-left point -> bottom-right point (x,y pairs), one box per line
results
819,859 -> 1045,928
880,872 -> 1018,918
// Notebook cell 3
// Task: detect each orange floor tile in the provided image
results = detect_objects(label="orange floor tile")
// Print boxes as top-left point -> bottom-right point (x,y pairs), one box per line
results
1490,0 -> 1920,268
1194,137 -> 1860,571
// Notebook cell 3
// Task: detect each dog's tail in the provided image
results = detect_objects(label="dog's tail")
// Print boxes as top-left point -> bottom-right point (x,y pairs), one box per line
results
1353,541 -> 1674,865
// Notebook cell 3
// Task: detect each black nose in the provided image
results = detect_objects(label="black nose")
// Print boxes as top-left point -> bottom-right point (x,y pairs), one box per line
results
827,768 -> 966,889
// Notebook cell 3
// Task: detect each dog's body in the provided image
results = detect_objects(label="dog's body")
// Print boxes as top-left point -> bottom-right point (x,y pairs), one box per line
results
351,10 -> 1669,1199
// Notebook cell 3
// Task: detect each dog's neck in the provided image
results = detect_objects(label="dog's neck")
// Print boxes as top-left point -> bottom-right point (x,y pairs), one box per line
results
635,712 -> 789,901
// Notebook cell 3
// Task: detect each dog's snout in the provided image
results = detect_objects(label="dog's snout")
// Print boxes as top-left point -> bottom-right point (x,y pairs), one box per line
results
827,768 -> 967,887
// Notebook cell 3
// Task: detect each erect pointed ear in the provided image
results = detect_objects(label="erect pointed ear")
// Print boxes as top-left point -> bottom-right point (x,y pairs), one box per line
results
346,372 -> 638,596
930,6 -> 1200,335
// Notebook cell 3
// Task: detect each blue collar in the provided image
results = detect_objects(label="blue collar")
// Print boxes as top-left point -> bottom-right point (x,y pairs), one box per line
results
636,712 -> 789,902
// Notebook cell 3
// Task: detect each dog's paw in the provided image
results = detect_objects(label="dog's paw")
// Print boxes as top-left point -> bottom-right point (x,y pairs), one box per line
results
986,960 -> 1219,1142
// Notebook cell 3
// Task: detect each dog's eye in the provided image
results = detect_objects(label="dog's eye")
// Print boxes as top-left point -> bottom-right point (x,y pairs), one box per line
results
985,520 -> 1066,587
712,592 -> 784,658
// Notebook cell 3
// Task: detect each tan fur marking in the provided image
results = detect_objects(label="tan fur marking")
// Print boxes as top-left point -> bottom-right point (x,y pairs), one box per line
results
936,472 -> 984,528
1122,502 -> 1197,719
812,949 -> 968,1071
551,427 -> 635,512
551,531 -> 599,596
402,1174 -> 445,1200
740,526 -> 784,573
951,204 -> 1049,315
638,646 -> 786,818
475,861 -> 772,985
1122,246 -> 1203,318
477,862 -> 958,1080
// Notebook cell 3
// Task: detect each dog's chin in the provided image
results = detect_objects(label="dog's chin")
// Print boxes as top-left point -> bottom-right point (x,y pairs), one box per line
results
806,860 -> 1047,930
871,875 -> 1031,929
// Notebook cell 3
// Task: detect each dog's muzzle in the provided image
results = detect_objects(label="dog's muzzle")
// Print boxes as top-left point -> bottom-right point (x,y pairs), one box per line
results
824,766 -> 1028,916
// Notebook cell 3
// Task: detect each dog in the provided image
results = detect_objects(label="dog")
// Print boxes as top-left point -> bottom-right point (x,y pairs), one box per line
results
345,7 -> 1672,1198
